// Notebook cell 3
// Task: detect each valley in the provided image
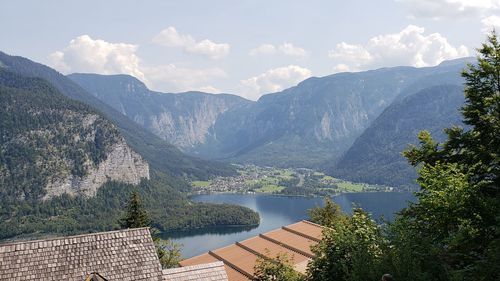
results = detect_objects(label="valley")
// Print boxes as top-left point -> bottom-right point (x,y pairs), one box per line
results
189,165 -> 395,196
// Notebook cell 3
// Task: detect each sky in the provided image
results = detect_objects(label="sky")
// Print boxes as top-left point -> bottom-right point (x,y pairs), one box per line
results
1,0 -> 499,100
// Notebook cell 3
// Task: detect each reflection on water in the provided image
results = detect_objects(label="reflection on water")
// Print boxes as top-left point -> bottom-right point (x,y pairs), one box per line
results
166,192 -> 415,258
161,225 -> 258,239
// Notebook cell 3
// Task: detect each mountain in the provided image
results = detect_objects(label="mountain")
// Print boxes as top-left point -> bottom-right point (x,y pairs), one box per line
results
0,51 -> 235,179
68,73 -> 251,152
70,58 -> 471,168
0,53 -> 258,240
330,84 -> 465,188
0,69 -> 149,201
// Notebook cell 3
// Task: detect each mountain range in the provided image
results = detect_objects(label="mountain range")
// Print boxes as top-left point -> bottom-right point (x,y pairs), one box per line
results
69,57 -> 470,186
0,52 -> 258,240
0,49 -> 473,239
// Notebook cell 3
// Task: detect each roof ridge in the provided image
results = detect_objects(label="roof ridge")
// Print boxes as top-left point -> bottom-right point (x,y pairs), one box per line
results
301,220 -> 324,228
258,233 -> 314,259
208,250 -> 254,279
235,241 -> 268,259
0,227 -> 150,247
282,226 -> 321,242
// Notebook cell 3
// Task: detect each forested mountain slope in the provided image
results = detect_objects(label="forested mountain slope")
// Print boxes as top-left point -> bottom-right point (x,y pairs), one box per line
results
0,57 -> 257,241
330,85 -> 465,188
0,51 -> 235,179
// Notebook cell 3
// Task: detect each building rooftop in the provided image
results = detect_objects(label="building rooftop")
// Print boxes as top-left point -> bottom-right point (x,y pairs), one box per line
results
179,220 -> 324,281
0,228 -> 163,281
162,261 -> 228,281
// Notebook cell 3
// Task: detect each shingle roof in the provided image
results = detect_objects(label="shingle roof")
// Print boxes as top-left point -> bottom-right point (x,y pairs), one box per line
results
0,228 -> 163,281
162,261 -> 228,281
179,220 -> 324,281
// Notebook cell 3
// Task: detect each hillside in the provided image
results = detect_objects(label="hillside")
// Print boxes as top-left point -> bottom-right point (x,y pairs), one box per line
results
0,61 -> 258,241
0,51 -> 236,179
0,69 -> 149,201
330,84 -> 465,188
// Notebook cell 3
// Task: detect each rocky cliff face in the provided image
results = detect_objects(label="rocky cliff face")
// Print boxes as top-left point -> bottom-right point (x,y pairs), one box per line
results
144,94 -> 239,148
0,69 -> 149,201
69,58 -> 472,168
68,74 -> 251,149
44,140 -> 149,199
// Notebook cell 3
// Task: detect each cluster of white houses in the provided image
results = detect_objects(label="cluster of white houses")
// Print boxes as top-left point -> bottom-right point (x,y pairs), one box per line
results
0,221 -> 324,281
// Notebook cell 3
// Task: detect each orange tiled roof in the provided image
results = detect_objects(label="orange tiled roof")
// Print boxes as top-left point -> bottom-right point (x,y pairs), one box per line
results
179,220 -> 324,281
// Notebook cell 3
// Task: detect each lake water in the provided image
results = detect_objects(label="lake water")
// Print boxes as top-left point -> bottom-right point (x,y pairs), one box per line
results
164,192 -> 415,258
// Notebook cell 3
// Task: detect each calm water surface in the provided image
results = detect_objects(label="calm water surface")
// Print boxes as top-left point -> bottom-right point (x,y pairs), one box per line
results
164,192 -> 415,258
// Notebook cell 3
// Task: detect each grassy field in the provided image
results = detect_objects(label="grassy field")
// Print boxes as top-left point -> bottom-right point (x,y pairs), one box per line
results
189,165 -> 389,195
336,181 -> 365,192
191,180 -> 211,188
255,184 -> 286,193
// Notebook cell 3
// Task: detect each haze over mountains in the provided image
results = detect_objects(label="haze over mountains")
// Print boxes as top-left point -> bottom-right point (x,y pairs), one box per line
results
70,57 -> 470,187
0,49 -> 473,240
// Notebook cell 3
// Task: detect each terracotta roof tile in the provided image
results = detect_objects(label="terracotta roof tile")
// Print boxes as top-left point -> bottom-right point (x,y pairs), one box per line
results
261,228 -> 318,257
237,236 -> 309,264
284,220 -> 324,241
179,253 -> 247,281
179,220 -> 324,281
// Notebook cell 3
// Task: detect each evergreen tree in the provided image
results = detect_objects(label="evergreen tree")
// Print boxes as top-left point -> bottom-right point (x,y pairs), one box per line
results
120,191 -> 150,228
119,191 -> 182,268
395,30 -> 500,280
308,197 -> 347,227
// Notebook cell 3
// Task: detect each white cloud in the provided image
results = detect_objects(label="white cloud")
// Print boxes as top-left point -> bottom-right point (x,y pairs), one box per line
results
278,43 -> 308,57
239,65 -> 312,100
249,44 -> 277,56
50,35 -> 224,93
328,25 -> 469,72
331,63 -> 351,73
49,35 -> 145,81
481,15 -> 500,33
399,0 -> 500,19
249,43 -> 307,57
153,26 -> 230,59
143,64 -> 226,93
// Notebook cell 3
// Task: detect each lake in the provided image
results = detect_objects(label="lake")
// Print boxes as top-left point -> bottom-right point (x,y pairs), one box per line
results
164,192 -> 415,258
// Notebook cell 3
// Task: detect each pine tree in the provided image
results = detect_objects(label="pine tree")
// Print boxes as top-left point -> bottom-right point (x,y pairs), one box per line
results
400,30 -> 500,280
120,191 -> 150,228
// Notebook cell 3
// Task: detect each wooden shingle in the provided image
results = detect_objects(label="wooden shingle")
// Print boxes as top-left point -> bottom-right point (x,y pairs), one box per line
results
0,228 -> 163,281
162,261 -> 228,281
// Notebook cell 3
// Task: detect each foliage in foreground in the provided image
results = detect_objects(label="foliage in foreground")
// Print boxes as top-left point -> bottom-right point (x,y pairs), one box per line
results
307,207 -> 385,281
388,31 -> 500,281
120,191 -> 182,269
253,251 -> 304,281
256,31 -> 500,281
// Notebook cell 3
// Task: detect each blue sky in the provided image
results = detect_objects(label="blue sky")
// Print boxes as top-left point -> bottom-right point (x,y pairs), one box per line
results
1,0 -> 498,100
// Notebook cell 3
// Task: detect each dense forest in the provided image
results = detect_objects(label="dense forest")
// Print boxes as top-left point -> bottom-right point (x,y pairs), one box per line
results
0,70 -> 122,200
0,69 -> 259,240
0,51 -> 237,180
0,174 -> 259,240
